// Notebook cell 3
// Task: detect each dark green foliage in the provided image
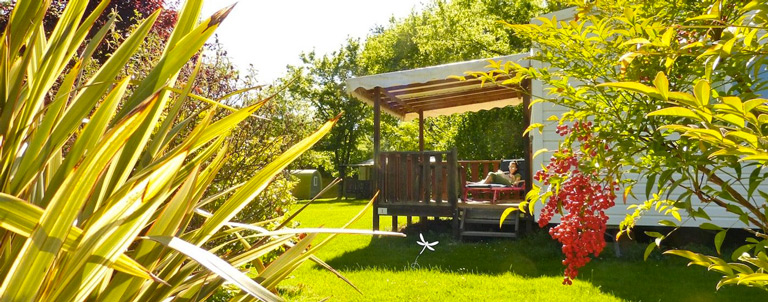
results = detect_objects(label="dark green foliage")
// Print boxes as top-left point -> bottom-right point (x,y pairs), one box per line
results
454,105 -> 526,160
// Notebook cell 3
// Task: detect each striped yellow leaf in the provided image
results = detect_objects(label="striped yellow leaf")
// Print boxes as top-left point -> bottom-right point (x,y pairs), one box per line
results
145,236 -> 283,302
0,193 -> 158,282
49,152 -> 186,302
0,90 -> 161,301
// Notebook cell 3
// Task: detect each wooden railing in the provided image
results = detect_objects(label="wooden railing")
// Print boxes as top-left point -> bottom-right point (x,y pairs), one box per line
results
458,160 -> 502,183
343,178 -> 372,199
376,158 -> 517,204
377,150 -> 458,205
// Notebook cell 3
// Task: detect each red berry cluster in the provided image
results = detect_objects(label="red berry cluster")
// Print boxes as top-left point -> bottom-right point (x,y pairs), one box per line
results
536,122 -> 618,285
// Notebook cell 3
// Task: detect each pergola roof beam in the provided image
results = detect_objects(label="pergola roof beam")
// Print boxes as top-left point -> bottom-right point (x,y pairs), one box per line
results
346,53 -> 530,120
401,85 -> 516,106
380,87 -> 415,113
409,91 -> 519,112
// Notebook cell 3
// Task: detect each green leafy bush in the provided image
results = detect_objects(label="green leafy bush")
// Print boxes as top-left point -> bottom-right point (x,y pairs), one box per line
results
475,0 -> 768,289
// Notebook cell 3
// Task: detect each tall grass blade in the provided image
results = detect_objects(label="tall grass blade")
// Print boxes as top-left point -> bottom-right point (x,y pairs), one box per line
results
11,10 -> 162,199
145,235 -> 283,302
256,233 -> 318,290
48,153 -> 186,302
3,0 -> 49,57
117,5 -> 233,118
103,6 -> 234,209
0,193 -> 158,281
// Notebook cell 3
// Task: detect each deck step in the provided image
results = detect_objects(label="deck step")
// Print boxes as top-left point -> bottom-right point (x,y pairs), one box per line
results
459,207 -> 521,239
460,231 -> 517,238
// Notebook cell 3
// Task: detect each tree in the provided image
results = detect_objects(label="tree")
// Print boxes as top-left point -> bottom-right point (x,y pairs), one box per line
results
454,106 -> 526,160
362,0 -> 543,73
286,39 -> 372,198
480,0 -> 768,288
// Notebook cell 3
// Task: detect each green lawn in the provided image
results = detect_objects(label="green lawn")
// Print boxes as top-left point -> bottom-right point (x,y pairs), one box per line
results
279,199 -> 766,301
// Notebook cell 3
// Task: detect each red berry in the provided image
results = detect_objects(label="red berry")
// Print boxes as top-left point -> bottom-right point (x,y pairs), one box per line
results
535,122 -> 616,284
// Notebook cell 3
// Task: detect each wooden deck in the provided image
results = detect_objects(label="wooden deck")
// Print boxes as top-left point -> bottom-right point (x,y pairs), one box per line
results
373,150 -> 533,238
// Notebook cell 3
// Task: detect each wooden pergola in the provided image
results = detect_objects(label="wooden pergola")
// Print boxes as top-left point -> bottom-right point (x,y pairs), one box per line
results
346,53 -> 532,235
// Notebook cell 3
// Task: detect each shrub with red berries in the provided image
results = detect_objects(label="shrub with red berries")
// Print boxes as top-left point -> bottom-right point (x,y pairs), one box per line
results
536,122 -> 618,284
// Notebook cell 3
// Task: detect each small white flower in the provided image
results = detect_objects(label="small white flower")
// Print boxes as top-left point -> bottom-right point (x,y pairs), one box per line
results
412,233 -> 439,269
416,233 -> 438,254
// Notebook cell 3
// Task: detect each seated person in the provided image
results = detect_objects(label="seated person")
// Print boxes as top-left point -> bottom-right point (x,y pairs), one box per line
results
472,161 -> 523,186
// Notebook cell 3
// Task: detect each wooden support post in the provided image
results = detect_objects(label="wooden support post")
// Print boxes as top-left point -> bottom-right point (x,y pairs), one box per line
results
448,149 -> 459,238
392,215 -> 398,232
421,152 -> 430,222
522,79 -> 532,192
373,87 -> 382,231
419,110 -> 424,152
419,112 -> 427,224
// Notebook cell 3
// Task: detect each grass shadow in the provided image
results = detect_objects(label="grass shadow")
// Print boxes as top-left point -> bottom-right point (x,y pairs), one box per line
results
320,221 -> 766,302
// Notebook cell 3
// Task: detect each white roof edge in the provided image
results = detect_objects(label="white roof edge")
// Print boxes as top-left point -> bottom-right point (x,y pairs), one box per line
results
346,53 -> 530,92
346,52 -> 531,120
533,7 -> 577,24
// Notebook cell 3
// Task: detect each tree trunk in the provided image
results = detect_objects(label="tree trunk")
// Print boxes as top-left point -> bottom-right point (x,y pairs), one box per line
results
337,166 -> 346,200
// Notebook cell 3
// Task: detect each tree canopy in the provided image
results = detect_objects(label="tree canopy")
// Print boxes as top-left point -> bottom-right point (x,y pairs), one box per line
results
285,40 -> 372,187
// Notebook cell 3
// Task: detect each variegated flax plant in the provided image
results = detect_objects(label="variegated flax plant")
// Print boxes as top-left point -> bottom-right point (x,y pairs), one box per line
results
0,1 -> 401,301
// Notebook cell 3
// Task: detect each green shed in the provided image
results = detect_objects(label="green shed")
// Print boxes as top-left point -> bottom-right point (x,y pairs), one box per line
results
290,170 -> 322,200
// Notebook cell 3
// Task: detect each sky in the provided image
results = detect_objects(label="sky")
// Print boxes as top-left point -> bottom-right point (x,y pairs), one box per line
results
200,1 -> 425,84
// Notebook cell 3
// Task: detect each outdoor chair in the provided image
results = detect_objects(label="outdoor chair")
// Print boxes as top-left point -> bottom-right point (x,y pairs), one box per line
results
463,159 -> 527,204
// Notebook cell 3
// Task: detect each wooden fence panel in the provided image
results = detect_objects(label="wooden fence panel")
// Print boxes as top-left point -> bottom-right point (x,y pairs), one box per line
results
399,153 -> 408,202
375,151 -> 462,207
411,156 -> 416,201
459,160 -> 497,182
421,153 -> 430,204
470,162 -> 479,182
434,154 -> 442,203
